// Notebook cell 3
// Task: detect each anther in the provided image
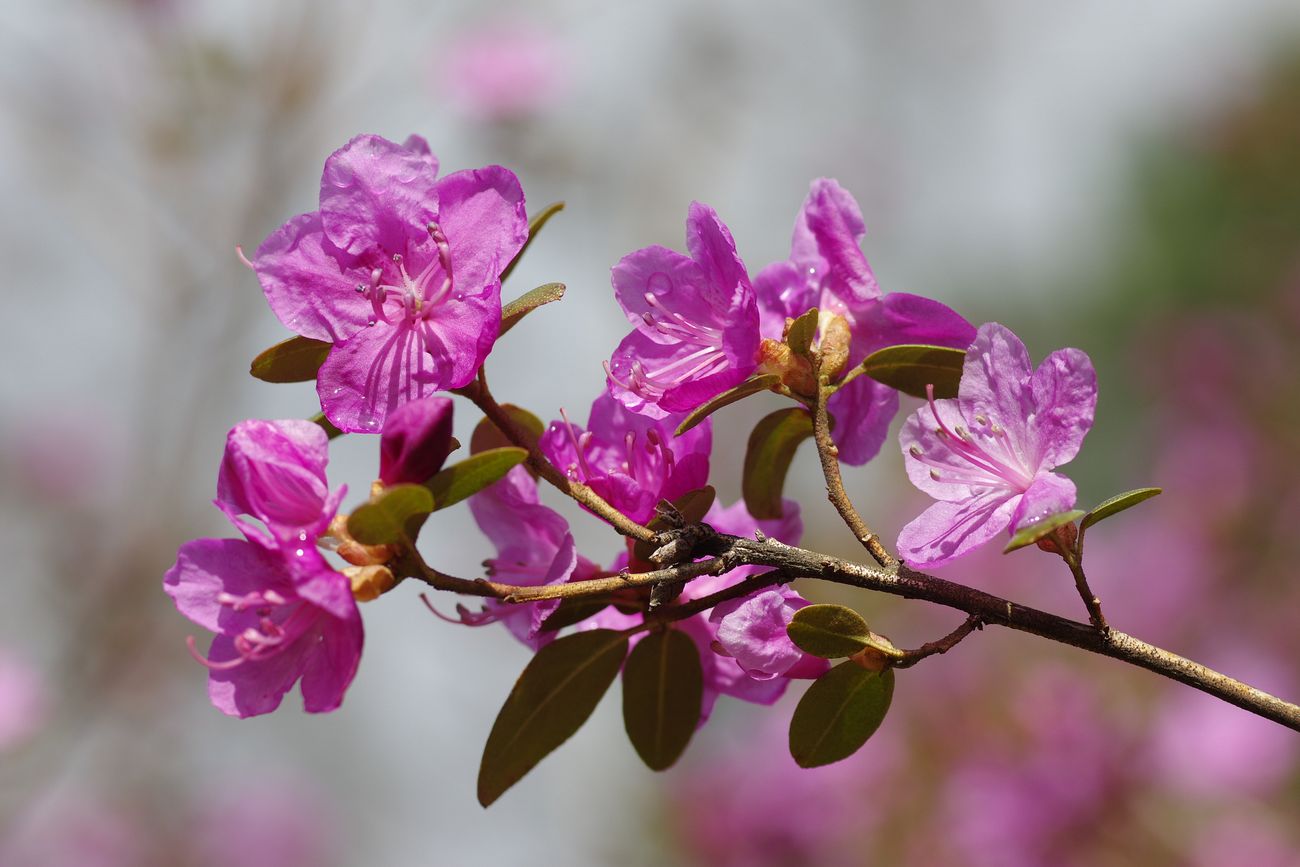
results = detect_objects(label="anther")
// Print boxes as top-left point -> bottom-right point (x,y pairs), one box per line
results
909,445 -> 923,458
975,414 -> 989,425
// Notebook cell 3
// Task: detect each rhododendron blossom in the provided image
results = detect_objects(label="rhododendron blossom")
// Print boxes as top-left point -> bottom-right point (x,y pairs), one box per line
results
165,420 -> 362,717
540,393 -> 711,524
378,396 -> 455,486
756,178 -> 975,464
252,134 -> 528,432
604,202 -> 760,418
897,322 -> 1097,567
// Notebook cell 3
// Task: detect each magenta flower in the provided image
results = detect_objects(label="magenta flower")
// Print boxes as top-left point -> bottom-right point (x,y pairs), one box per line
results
604,202 -> 760,418
165,420 -> 362,717
439,22 -> 567,122
217,419 -> 342,547
540,393 -> 711,524
252,134 -> 528,432
756,178 -> 974,464
897,322 -> 1097,567
708,587 -> 814,680
378,396 -> 455,486
449,465 -> 594,649
583,497 -> 823,725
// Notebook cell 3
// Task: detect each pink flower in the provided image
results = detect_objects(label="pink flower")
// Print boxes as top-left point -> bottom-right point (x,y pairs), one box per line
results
453,465 -> 594,649
0,648 -> 45,751
252,134 -> 528,432
756,179 -> 974,465
708,586 -> 813,680
603,203 -> 760,418
541,393 -> 711,524
440,22 -> 567,122
897,322 -> 1096,567
164,420 -> 362,717
378,396 -> 455,486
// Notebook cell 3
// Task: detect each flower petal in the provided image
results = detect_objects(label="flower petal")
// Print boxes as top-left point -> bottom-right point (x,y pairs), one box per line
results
1029,347 -> 1097,468
792,178 -> 880,304
753,259 -> 813,339
852,291 -> 976,358
316,322 -> 434,433
205,632 -> 310,719
1009,472 -> 1077,534
958,323 -> 1036,447
827,374 -> 899,466
611,245 -> 709,342
899,396 -> 1006,500
379,396 -> 455,486
432,165 -> 528,295
297,612 -> 364,714
897,490 -> 1017,567
253,212 -> 371,342
684,201 -> 752,310
709,588 -> 810,679
319,134 -> 441,257
164,538 -> 290,634
217,419 -> 331,532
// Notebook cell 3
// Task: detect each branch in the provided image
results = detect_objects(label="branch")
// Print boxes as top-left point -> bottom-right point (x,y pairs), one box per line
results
455,371 -> 656,543
811,381 -> 896,568
894,615 -> 983,669
414,526 -> 1300,731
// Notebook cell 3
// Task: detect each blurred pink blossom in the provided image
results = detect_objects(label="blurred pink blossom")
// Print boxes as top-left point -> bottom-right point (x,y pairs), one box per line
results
0,797 -> 145,867
193,777 -> 338,867
0,648 -> 46,751
440,23 -> 567,122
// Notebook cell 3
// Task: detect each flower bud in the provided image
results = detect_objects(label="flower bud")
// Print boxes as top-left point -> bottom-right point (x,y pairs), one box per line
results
217,419 -> 330,530
757,338 -> 817,398
817,312 -> 852,380
379,397 -> 454,486
346,564 -> 397,601
849,631 -> 904,672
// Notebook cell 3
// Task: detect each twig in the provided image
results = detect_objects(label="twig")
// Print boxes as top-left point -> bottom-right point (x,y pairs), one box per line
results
893,615 -> 983,669
811,381 -> 896,567
455,371 -> 656,543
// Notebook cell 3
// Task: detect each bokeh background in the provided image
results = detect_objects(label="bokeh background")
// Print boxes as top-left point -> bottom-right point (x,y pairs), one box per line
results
3,1 -> 1300,864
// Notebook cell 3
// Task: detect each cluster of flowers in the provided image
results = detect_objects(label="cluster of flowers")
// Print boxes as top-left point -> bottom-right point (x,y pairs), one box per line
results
165,133 -> 1098,723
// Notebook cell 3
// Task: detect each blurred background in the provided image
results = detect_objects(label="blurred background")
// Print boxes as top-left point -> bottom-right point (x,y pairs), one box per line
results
3,1 -> 1300,864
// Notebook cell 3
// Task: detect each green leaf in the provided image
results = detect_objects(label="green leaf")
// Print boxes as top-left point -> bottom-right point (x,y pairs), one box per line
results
500,201 -> 565,284
622,629 -> 703,771
309,412 -> 344,440
787,604 -> 873,659
500,282 -> 566,337
789,662 -> 894,768
1003,509 -> 1087,553
859,344 -> 967,399
786,307 -> 820,358
632,486 -> 716,562
346,484 -> 435,545
1081,487 -> 1163,531
743,408 -> 814,520
470,405 -> 545,455
426,447 -> 528,512
250,336 -> 332,383
538,597 -> 613,633
478,629 -> 628,806
675,374 -> 782,436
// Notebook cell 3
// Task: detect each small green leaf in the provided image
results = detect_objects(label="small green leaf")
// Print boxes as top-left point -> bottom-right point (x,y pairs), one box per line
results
786,307 -> 820,358
478,629 -> 628,806
250,336 -> 332,383
787,604 -> 873,659
743,408 -> 814,520
500,201 -> 565,284
859,344 -> 967,399
789,662 -> 894,768
500,282 -> 566,337
675,374 -> 782,436
426,447 -> 528,512
1081,487 -> 1163,531
470,405 -> 545,455
1003,509 -> 1087,553
538,597 -> 612,633
309,412 -> 344,440
622,629 -> 703,771
347,484 -> 435,545
632,486 -> 716,563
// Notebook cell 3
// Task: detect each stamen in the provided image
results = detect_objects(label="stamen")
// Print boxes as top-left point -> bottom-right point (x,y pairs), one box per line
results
558,408 -> 594,480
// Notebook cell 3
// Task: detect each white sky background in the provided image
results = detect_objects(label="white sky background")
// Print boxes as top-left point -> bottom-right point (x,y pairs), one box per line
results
2,1 -> 1299,864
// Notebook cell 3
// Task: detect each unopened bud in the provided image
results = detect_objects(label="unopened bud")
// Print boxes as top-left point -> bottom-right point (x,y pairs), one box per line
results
328,514 -> 397,567
346,564 -> 397,601
849,631 -> 905,672
379,396 -> 454,486
1036,522 -> 1078,554
817,313 -> 852,380
757,338 -> 817,398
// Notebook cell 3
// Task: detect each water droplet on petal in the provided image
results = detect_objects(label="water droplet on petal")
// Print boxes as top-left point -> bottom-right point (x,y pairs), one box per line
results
647,272 -> 672,295
454,292 -> 465,302
295,548 -> 305,557
367,319 -> 376,327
